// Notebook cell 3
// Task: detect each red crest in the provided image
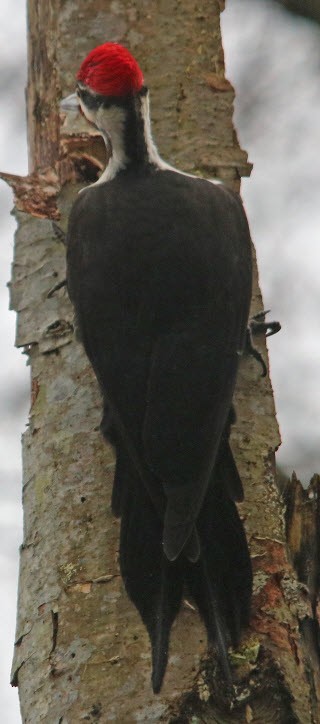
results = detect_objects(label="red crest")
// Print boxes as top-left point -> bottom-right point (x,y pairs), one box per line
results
77,42 -> 144,97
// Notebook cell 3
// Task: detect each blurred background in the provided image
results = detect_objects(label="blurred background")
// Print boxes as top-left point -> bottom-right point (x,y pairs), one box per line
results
1,0 -> 319,720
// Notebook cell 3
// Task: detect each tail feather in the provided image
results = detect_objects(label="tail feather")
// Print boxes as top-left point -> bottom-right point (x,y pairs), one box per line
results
118,459 -> 184,693
150,556 -> 184,693
114,431 -> 252,692
185,556 -> 232,682
186,474 -> 252,674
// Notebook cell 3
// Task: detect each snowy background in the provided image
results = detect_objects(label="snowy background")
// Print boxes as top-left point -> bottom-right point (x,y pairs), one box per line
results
1,0 -> 320,720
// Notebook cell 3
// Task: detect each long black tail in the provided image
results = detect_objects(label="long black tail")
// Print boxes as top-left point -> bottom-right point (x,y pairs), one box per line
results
117,452 -> 184,693
115,445 -> 252,693
185,455 -> 252,680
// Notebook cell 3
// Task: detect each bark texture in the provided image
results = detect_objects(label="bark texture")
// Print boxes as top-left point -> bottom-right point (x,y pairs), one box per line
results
6,0 -> 320,721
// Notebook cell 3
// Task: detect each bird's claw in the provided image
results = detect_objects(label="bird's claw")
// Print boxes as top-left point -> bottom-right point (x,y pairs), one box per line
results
249,309 -> 281,338
245,310 -> 281,377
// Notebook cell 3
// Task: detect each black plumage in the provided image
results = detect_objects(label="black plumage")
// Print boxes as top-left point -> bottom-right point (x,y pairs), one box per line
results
66,165 -> 253,690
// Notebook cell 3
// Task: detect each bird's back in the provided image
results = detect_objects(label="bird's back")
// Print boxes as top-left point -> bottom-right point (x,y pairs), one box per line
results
67,168 -> 252,351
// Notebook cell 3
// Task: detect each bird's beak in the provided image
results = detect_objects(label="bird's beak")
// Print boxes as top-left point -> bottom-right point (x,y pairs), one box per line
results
60,93 -> 79,112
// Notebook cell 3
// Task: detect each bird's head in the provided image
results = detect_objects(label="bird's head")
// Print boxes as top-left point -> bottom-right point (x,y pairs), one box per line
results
60,43 -> 145,125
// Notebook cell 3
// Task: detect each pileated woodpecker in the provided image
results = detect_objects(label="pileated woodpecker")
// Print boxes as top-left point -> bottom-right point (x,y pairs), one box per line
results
61,43 -> 253,693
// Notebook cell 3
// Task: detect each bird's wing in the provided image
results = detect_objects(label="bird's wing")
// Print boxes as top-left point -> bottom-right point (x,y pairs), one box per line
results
142,324 -> 240,561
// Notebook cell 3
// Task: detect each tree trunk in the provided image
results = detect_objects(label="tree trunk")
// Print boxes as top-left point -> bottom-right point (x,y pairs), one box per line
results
4,0 -> 319,721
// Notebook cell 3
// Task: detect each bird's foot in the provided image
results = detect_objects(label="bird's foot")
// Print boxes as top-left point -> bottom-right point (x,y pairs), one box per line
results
245,310 -> 281,377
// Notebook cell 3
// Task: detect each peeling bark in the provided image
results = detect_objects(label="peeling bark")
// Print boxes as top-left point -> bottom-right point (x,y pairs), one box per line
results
7,0 -> 320,721
0,169 -> 59,219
